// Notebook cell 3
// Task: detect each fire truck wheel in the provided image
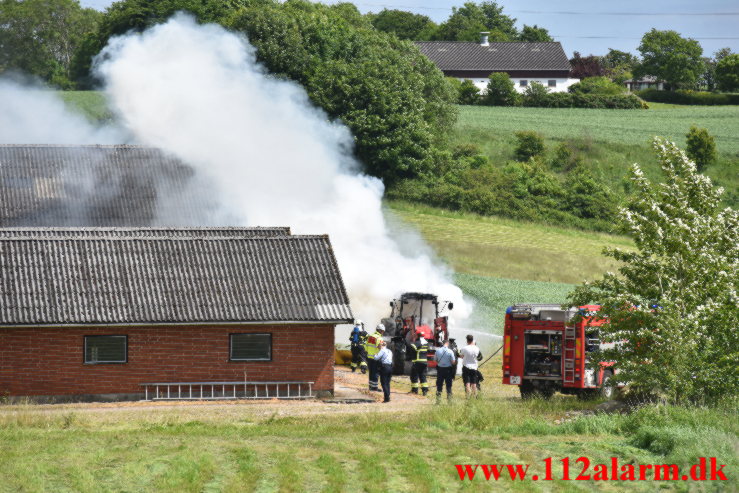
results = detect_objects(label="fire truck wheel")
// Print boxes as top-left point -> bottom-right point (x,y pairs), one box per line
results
519,382 -> 553,400
598,371 -> 614,400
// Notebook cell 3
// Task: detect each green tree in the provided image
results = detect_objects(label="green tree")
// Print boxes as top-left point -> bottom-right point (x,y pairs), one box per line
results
715,53 -> 739,92
521,81 -> 549,106
514,130 -> 544,161
457,79 -> 480,105
434,1 -> 517,41
227,0 -> 456,185
370,9 -> 436,40
0,0 -> 101,87
568,76 -> 625,95
635,29 -> 704,89
518,24 -> 552,42
482,72 -> 518,106
568,138 -> 738,405
602,48 -> 639,85
685,126 -> 717,172
71,0 -> 240,87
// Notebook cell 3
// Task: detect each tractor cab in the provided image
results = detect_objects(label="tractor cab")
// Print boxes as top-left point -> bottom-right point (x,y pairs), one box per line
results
382,292 -> 454,375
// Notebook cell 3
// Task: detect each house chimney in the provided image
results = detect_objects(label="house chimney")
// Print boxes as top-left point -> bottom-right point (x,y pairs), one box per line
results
480,32 -> 490,46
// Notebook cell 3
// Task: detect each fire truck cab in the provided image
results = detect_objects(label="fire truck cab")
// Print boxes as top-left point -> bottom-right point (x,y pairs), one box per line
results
502,304 -> 620,399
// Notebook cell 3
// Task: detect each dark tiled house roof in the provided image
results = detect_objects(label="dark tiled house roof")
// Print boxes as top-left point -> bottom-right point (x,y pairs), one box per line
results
0,231 -> 353,325
0,227 -> 291,238
0,145 -> 213,226
414,41 -> 571,72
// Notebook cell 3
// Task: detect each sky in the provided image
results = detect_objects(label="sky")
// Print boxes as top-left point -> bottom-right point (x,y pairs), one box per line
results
79,0 -> 739,57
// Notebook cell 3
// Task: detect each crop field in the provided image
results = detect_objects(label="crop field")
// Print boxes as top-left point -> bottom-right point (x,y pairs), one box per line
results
456,104 -> 739,153
455,273 -> 572,335
387,201 -> 631,285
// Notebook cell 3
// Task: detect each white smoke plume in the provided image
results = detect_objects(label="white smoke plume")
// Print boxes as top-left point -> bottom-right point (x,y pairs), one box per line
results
91,14 -> 472,330
0,78 -> 125,144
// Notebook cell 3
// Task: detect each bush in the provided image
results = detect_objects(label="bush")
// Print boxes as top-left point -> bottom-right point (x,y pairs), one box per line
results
568,76 -> 625,95
482,72 -> 519,106
521,81 -> 549,107
514,131 -> 545,161
550,142 -> 581,171
520,92 -> 644,109
458,79 -> 481,105
637,88 -> 739,105
685,126 -> 717,171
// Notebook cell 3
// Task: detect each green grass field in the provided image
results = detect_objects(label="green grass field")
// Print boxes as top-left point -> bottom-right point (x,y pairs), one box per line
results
387,201 -> 631,285
453,105 -> 739,208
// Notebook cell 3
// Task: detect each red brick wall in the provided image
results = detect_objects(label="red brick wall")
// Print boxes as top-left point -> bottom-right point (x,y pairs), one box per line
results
0,324 -> 335,397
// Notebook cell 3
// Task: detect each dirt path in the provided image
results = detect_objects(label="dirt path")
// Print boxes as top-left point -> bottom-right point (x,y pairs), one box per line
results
0,367 -> 431,420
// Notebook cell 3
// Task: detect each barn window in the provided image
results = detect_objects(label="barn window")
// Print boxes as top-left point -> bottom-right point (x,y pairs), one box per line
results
84,335 -> 127,364
548,80 -> 556,87
519,80 -> 528,87
230,333 -> 272,361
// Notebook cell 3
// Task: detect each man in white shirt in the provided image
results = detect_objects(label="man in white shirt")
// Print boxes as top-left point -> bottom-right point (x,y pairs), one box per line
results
458,334 -> 483,398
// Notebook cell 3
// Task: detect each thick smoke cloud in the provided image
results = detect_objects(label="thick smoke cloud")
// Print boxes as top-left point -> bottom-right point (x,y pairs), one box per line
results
0,78 -> 124,144
95,14 -> 472,328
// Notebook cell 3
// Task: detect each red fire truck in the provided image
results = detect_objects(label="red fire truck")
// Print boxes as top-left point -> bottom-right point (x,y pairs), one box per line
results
502,304 -> 620,399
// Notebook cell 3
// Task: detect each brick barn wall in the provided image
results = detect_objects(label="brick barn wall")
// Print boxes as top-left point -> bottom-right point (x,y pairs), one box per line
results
0,324 -> 335,397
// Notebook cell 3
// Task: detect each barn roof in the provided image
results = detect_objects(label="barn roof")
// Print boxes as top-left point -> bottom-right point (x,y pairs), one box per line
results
414,41 -> 571,72
0,226 -> 291,239
0,230 -> 352,326
0,144 -> 212,226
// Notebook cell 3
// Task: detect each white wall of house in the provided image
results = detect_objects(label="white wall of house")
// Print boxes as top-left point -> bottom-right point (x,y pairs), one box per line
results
468,77 -> 580,94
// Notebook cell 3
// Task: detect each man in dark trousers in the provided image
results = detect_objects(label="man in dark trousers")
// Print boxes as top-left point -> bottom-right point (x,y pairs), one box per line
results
349,321 -> 368,374
434,339 -> 456,402
364,324 -> 385,391
406,330 -> 429,395
374,340 -> 394,403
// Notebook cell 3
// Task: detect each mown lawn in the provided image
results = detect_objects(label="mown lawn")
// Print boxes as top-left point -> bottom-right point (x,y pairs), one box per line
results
386,201 -> 631,285
1,384 -> 736,492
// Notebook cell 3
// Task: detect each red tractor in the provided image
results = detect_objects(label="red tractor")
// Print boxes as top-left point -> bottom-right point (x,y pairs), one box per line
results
502,304 -> 622,399
383,292 -> 456,375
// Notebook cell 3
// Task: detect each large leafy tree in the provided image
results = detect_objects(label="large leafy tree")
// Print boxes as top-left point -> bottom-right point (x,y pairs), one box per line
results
227,0 -> 456,185
434,1 -> 517,42
0,0 -> 100,87
569,52 -> 605,79
715,53 -> 739,92
518,24 -> 552,42
634,29 -> 704,89
370,9 -> 436,41
602,48 -> 639,85
568,138 -> 738,405
70,0 -> 242,87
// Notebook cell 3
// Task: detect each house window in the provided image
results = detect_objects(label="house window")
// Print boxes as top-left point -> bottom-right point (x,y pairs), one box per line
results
230,333 -> 272,361
519,80 -> 528,87
84,335 -> 127,364
548,80 -> 556,88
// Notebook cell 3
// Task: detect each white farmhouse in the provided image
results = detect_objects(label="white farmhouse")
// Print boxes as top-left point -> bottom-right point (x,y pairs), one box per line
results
416,33 -> 578,93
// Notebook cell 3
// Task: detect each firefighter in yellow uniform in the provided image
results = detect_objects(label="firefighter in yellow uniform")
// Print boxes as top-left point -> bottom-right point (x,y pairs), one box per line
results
364,324 -> 385,391
406,330 -> 429,395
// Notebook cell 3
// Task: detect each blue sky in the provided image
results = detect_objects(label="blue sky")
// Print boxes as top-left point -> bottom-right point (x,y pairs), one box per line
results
80,0 -> 739,57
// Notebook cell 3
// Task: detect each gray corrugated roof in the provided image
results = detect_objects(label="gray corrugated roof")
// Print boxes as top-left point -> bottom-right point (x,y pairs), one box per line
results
0,145 -> 214,226
0,227 -> 291,238
414,41 -> 571,72
0,233 -> 352,325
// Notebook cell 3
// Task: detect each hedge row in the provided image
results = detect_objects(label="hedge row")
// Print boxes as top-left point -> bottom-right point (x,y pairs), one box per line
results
636,89 -> 739,106
522,92 -> 646,109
